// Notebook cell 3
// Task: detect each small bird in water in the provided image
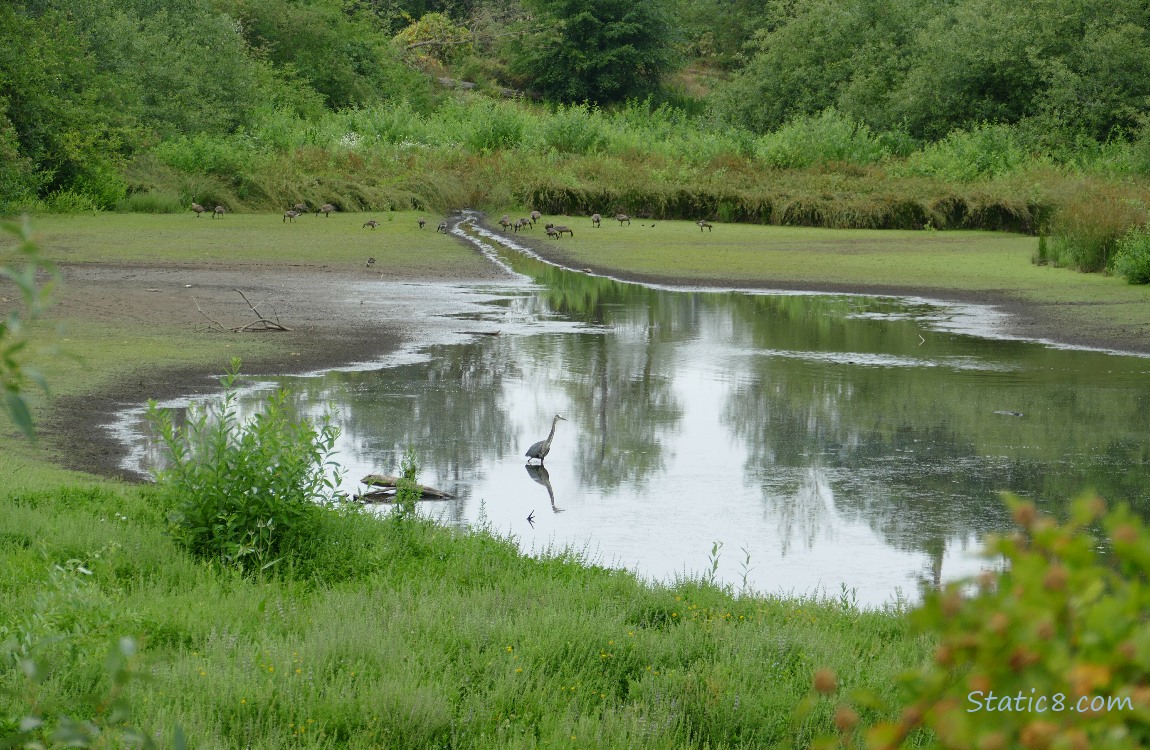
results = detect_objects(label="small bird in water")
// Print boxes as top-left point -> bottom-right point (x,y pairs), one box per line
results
525,414 -> 566,465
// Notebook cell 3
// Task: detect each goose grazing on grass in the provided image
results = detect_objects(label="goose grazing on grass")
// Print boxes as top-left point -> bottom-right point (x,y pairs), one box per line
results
283,209 -> 300,223
317,203 -> 335,217
525,415 -> 566,465
530,210 -> 541,226
437,220 -> 449,233
591,213 -> 601,228
212,205 -> 225,218
616,213 -> 630,226
418,217 -> 426,229
363,219 -> 380,229
697,220 -> 713,232
191,202 -> 206,217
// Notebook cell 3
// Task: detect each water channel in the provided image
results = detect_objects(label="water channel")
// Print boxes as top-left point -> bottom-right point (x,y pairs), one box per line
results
116,217 -> 1150,606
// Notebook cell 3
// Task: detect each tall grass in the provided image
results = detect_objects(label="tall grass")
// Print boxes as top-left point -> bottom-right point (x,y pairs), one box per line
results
1047,186 -> 1148,272
106,95 -> 1150,241
0,480 -> 929,749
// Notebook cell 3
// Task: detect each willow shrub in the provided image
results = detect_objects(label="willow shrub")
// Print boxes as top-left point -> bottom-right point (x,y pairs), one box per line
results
800,495 -> 1150,749
147,359 -> 343,576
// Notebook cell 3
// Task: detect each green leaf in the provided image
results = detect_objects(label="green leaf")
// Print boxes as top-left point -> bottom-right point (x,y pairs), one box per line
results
4,391 -> 35,441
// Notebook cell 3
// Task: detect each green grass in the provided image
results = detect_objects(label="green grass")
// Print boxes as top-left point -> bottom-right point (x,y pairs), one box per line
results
0,481 -> 930,749
12,211 -> 492,275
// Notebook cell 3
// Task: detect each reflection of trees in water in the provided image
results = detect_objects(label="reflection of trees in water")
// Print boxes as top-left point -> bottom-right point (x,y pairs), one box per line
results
722,291 -> 1150,570
759,467 -> 838,556
249,340 -> 519,502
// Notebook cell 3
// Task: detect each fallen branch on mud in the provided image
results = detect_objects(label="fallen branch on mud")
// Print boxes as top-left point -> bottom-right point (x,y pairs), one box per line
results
192,289 -> 292,333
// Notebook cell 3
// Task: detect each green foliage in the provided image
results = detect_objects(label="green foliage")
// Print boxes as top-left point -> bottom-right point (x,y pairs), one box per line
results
802,494 -> 1150,749
0,217 -> 56,441
1047,190 -> 1147,273
891,123 -> 1029,182
393,11 -> 474,65
515,0 -> 677,104
536,103 -> 606,155
1112,226 -> 1150,284
393,446 -> 422,520
146,359 -> 343,575
114,190 -> 185,214
463,100 -> 527,152
755,108 -> 890,169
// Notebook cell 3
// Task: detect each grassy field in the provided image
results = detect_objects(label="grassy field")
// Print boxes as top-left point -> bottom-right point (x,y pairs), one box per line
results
17,211 -> 492,274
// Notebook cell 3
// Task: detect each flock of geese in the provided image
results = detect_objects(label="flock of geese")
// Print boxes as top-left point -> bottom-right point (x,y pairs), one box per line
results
190,202 -> 717,233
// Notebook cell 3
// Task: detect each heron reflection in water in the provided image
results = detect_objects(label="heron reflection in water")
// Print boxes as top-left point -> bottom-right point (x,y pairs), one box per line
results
525,464 -> 564,514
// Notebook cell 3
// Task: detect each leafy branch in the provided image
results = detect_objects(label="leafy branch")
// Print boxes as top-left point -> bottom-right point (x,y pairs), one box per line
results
1,217 -> 58,441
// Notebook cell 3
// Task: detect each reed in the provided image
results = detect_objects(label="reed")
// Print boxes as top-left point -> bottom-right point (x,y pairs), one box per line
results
1047,185 -> 1149,272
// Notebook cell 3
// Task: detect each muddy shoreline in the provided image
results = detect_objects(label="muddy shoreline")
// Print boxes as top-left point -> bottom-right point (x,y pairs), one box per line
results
43,213 -> 1149,481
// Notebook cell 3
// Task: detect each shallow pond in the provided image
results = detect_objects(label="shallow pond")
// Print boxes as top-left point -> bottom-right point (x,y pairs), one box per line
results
117,217 -> 1150,606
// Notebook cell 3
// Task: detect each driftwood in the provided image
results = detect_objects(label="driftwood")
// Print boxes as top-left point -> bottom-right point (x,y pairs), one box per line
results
356,474 -> 454,502
193,289 -> 291,333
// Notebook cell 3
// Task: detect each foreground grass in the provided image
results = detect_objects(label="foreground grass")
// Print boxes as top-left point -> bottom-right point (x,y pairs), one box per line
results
513,218 -> 1150,351
0,481 -> 930,748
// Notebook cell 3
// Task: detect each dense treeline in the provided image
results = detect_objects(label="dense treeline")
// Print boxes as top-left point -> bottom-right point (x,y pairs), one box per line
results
2,0 -> 1150,245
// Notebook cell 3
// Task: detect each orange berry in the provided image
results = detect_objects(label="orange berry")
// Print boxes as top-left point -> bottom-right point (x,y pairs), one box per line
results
978,731 -> 1008,750
1019,721 -> 1058,750
1012,502 -> 1038,528
1043,565 -> 1068,591
1112,524 -> 1139,545
968,674 -> 992,694
813,668 -> 837,695
833,705 -> 859,733
934,645 -> 953,666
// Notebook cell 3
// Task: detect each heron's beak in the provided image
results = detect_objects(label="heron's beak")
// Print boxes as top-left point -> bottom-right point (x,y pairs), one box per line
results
557,415 -> 567,420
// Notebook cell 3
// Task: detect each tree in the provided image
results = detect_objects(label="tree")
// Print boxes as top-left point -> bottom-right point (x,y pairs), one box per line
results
514,0 -> 676,104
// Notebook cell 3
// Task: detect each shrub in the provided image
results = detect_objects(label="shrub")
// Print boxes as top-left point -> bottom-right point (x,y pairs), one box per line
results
755,108 -> 889,170
465,101 -> 526,153
893,123 -> 1029,182
115,190 -> 184,214
801,494 -> 1150,749
1112,226 -> 1150,284
146,359 -> 343,575
536,103 -> 606,155
1047,190 -> 1146,272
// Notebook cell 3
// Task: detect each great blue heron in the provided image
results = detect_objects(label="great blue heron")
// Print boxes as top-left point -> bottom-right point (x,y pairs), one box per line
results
525,415 -> 565,465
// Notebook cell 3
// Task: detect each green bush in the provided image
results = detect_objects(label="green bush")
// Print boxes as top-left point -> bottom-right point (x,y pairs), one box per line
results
115,190 -> 184,214
536,103 -> 606,155
1047,189 -> 1146,272
755,108 -> 890,169
802,494 -> 1150,749
147,359 -> 343,575
1112,226 -> 1150,284
893,123 -> 1029,182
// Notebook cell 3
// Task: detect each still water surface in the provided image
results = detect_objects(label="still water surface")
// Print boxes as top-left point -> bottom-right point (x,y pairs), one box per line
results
119,218 -> 1150,606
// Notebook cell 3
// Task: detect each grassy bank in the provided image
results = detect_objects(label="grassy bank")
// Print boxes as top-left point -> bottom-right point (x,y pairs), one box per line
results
498,218 -> 1150,353
0,479 -> 929,748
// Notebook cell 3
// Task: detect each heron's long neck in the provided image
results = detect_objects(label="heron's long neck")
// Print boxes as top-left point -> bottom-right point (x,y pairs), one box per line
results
545,418 -> 559,445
